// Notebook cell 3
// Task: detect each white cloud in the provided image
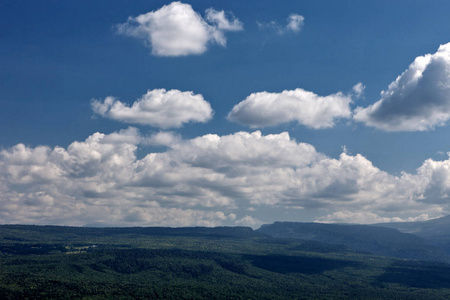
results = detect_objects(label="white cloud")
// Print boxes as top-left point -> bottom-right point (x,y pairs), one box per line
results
317,211 -> 433,224
258,14 -> 304,34
227,88 -> 352,129
355,42 -> 450,131
352,82 -> 365,99
143,131 -> 182,147
2,128 -> 450,227
116,2 -> 243,56
317,211 -> 401,224
92,89 -> 213,129
205,8 -> 243,31
235,215 -> 263,227
286,14 -> 304,33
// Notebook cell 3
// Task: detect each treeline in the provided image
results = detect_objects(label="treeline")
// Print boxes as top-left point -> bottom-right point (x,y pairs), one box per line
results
0,224 -> 261,239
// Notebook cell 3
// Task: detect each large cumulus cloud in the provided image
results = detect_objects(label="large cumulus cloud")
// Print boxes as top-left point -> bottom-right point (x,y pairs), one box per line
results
116,1 -> 243,56
2,128 -> 450,226
355,42 -> 450,131
227,88 -> 352,129
91,89 -> 213,129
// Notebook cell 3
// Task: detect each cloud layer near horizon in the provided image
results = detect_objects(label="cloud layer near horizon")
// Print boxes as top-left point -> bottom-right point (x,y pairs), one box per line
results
1,128 -> 449,227
92,89 -> 213,129
227,88 -> 352,129
116,1 -> 243,56
355,42 -> 450,131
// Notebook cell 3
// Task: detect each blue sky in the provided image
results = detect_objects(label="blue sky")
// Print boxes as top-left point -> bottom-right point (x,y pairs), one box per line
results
1,0 -> 450,227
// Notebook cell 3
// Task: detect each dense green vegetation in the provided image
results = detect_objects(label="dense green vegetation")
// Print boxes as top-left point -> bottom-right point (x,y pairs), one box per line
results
1,225 -> 450,299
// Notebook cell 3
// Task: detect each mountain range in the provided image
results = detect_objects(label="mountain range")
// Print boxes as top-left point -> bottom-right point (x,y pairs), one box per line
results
257,215 -> 450,262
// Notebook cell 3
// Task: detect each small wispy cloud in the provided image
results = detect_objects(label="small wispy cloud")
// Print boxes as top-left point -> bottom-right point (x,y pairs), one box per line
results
286,14 -> 304,32
257,13 -> 304,35
352,82 -> 366,100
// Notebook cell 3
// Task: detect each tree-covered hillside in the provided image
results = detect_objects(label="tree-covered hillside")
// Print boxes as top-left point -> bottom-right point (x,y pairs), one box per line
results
1,225 -> 450,299
257,222 -> 449,262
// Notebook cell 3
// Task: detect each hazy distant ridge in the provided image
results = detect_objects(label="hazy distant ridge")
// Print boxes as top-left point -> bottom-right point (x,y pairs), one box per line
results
257,221 -> 449,262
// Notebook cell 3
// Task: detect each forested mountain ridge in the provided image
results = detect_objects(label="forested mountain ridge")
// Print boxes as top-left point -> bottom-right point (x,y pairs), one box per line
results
0,224 -> 261,240
3,218 -> 450,261
3,223 -> 450,298
376,215 -> 450,236
256,221 -> 450,262
376,215 -> 450,254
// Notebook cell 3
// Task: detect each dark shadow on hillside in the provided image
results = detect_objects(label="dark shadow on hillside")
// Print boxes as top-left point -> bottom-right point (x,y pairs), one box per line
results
377,261 -> 450,289
87,248 -> 248,277
244,254 -> 362,274
290,240 -> 350,253
0,243 -> 67,255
